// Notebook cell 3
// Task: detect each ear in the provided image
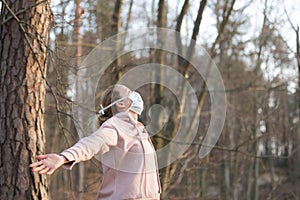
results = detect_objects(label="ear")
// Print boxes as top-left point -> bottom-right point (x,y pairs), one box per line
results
115,99 -> 131,112
116,101 -> 126,108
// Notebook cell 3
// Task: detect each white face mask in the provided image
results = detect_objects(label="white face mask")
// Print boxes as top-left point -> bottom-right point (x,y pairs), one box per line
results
128,91 -> 144,115
98,91 -> 144,115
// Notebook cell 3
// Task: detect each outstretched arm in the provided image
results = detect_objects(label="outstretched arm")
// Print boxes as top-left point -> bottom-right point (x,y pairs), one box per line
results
29,154 -> 68,175
30,121 -> 118,173
59,123 -> 118,169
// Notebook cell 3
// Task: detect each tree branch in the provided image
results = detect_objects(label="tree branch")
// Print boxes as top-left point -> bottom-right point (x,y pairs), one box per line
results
0,0 -> 49,26
154,134 -> 289,159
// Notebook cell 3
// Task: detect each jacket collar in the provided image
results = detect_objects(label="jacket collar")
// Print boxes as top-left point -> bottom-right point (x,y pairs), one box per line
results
114,111 -> 139,125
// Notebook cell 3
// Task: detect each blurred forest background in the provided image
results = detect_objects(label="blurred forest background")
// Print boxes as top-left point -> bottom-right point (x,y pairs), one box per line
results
1,0 -> 300,199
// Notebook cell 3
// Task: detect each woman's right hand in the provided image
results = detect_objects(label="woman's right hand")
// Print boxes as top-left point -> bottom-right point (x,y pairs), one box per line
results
29,153 -> 67,175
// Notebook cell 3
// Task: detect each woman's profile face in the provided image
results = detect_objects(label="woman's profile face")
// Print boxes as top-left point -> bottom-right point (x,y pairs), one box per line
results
113,85 -> 132,112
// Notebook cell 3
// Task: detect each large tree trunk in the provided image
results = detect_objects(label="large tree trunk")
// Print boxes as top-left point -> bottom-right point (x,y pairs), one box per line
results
0,0 -> 51,199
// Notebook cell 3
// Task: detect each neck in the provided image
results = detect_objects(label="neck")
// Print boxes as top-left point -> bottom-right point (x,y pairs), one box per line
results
128,110 -> 138,123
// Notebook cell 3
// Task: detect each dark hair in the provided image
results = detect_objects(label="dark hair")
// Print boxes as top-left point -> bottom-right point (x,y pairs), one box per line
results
98,85 -> 122,126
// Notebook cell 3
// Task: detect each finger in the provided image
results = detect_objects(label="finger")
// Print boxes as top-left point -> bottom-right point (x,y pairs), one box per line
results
39,167 -> 50,174
32,164 -> 47,172
29,161 -> 43,168
36,155 -> 48,160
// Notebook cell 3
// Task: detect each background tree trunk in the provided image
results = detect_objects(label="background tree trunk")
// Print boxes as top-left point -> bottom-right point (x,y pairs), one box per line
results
293,24 -> 300,199
0,0 -> 51,199
112,0 -> 123,79
73,0 -> 84,199
152,0 -> 167,160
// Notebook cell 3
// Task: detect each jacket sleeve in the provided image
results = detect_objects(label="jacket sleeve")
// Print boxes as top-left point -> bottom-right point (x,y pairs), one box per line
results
60,121 -> 118,170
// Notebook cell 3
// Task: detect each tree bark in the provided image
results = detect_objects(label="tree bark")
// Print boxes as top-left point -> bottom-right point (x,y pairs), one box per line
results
73,0 -> 84,199
153,0 -> 167,153
111,0 -> 123,79
0,0 -> 51,199
124,0 -> 133,32
286,13 -> 300,198
296,26 -> 300,112
175,0 -> 189,70
293,24 -> 300,199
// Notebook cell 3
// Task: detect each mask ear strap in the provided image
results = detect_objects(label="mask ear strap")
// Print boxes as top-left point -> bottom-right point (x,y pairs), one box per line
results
98,96 -> 128,115
99,104 -> 105,115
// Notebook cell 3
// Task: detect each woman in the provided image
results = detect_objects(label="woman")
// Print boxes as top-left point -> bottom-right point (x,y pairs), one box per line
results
30,84 -> 161,200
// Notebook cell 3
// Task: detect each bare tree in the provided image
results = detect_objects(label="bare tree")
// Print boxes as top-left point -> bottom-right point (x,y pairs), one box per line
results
286,9 -> 300,198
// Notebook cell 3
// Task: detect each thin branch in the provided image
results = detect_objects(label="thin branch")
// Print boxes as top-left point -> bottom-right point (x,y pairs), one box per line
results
167,152 -> 196,190
210,0 -> 236,57
0,0 -> 48,26
284,8 -> 297,32
55,40 -> 98,48
154,134 -> 289,159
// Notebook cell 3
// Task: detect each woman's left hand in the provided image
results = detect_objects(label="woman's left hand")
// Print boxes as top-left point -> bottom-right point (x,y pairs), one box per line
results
29,154 -> 67,175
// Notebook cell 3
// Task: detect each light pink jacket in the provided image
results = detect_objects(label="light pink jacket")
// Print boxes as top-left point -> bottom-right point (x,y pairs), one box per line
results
60,112 -> 161,200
